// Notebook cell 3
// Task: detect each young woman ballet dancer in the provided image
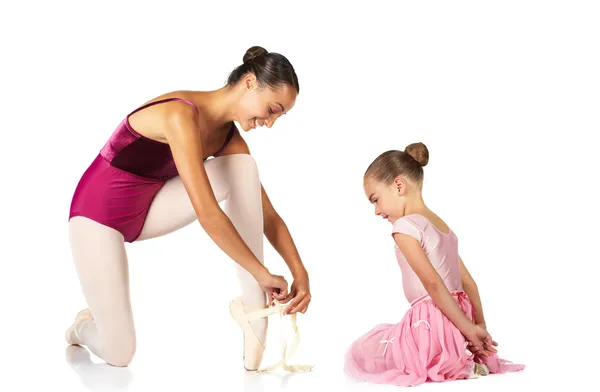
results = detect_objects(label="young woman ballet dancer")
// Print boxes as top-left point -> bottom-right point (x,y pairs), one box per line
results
64,46 -> 312,370
344,143 -> 525,387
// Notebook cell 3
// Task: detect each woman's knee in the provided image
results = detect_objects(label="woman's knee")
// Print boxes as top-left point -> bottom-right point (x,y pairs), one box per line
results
212,153 -> 258,174
230,153 -> 257,167
204,154 -> 261,201
228,154 -> 260,181
105,337 -> 136,367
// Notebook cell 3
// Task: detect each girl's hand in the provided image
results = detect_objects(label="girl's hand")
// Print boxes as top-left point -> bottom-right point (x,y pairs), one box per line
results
474,323 -> 498,360
464,324 -> 498,357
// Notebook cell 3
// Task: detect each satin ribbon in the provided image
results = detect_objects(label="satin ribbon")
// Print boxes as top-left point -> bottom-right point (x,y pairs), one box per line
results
242,299 -> 314,373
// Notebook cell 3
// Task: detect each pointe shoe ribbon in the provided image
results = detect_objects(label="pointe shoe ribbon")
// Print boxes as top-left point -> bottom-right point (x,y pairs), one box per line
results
229,296 -> 314,373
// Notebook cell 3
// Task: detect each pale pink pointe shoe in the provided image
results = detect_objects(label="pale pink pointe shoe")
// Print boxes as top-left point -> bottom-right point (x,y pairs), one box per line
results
229,296 -> 313,373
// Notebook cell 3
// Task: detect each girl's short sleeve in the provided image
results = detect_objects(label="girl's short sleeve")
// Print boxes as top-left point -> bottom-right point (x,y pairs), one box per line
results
392,218 -> 424,246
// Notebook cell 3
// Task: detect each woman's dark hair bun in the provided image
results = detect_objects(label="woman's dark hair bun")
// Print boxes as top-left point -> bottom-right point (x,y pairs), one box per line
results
243,46 -> 268,63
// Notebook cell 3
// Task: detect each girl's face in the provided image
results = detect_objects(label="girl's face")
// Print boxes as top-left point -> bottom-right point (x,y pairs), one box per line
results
363,176 -> 407,223
236,74 -> 297,131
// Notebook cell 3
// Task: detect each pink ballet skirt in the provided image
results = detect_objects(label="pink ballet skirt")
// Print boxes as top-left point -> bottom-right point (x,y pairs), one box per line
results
344,291 -> 525,387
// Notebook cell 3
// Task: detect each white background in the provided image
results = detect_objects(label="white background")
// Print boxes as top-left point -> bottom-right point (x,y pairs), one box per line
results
1,1 -> 599,391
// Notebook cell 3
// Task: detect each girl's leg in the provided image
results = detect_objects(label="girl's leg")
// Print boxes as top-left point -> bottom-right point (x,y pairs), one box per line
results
66,216 -> 136,367
136,154 -> 268,368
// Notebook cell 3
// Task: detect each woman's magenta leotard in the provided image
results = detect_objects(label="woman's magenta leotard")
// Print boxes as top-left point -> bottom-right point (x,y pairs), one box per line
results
68,97 -> 235,242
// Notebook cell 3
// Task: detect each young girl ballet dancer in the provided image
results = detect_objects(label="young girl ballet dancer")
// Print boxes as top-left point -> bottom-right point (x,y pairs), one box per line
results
344,143 -> 525,387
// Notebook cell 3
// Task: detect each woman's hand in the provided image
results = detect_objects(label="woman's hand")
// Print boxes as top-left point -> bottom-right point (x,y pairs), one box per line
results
257,272 -> 289,305
279,276 -> 311,315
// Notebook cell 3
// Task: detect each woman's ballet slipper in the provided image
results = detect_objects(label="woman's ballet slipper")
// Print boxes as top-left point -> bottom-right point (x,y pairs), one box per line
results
229,296 -> 314,373
65,309 -> 93,345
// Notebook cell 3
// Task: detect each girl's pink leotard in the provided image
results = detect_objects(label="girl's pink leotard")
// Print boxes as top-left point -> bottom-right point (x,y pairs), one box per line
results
68,97 -> 234,242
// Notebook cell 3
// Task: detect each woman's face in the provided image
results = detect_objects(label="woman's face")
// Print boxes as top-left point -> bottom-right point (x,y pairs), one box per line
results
236,74 -> 297,131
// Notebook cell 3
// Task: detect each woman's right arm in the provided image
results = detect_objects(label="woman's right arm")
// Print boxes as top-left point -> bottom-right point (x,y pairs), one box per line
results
163,105 -> 286,295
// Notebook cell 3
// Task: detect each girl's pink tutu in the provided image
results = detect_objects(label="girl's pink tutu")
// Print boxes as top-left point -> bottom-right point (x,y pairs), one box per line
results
344,292 -> 525,387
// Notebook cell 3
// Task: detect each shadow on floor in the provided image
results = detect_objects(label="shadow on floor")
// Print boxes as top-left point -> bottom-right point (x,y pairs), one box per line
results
65,345 -> 133,391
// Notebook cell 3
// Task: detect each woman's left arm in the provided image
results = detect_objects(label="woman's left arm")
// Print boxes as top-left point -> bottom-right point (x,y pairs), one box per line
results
260,186 -> 311,313
215,129 -> 311,314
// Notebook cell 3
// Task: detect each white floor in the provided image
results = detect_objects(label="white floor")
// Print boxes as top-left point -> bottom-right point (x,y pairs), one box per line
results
0,298 -> 579,392
2,217 -> 589,392
5,338 -> 537,392
59,347 -> 533,392
3,1 -> 599,391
